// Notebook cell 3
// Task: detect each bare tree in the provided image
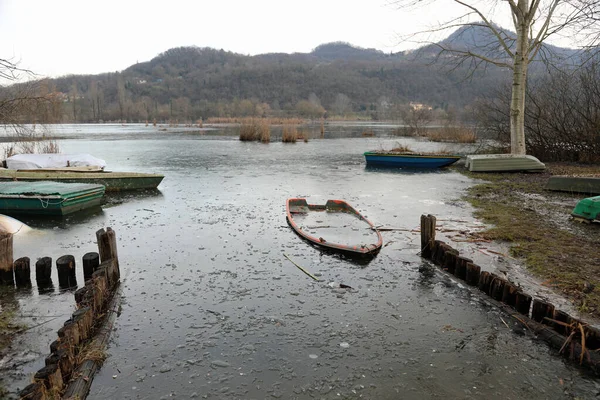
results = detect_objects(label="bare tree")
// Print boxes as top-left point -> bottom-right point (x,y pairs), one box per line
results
394,0 -> 600,155
0,58 -> 62,156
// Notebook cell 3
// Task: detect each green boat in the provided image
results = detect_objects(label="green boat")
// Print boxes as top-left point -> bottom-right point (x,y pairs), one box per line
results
0,181 -> 105,216
0,169 -> 163,192
572,196 -> 600,222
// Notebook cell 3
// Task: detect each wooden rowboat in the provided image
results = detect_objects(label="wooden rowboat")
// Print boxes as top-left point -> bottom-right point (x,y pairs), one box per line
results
0,169 -> 163,192
364,152 -> 461,168
286,198 -> 383,258
0,181 -> 105,216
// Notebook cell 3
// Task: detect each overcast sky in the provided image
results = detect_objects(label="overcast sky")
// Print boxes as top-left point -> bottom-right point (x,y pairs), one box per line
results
0,0 -> 574,79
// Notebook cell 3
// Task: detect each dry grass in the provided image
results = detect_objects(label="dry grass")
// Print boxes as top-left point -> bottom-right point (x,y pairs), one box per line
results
423,126 -> 477,143
240,118 -> 271,142
282,125 -> 298,143
389,145 -> 413,153
208,117 -> 304,125
258,120 -> 270,143
362,130 -> 375,137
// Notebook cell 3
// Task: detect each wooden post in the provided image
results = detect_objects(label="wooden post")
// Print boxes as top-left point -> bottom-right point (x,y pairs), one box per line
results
0,231 -> 14,285
36,257 -> 52,286
454,256 -> 471,280
82,252 -> 99,282
478,271 -> 492,293
19,382 -> 47,400
489,275 -> 506,300
56,255 -> 77,289
72,307 -> 93,342
34,363 -> 63,392
420,214 -> 436,259
96,227 -> 119,274
531,300 -> 555,324
443,250 -> 458,274
14,257 -> 31,287
514,292 -> 532,316
465,262 -> 481,286
501,282 -> 518,307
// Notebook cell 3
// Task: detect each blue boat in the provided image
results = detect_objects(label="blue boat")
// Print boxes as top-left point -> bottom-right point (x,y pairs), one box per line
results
364,152 -> 461,168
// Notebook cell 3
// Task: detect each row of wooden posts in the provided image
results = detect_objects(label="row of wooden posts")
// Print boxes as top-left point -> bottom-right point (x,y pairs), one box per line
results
17,228 -> 121,400
421,214 -> 600,372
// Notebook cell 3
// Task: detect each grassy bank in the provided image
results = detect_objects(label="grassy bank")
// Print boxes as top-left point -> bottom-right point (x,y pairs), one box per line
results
459,164 -> 600,316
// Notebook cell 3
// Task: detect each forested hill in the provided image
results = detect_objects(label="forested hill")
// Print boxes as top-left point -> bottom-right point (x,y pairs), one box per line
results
45,25 -> 572,123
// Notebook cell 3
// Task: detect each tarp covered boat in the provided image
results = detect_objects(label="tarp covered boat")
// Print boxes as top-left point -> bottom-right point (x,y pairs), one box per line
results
364,152 -> 461,168
0,181 -> 105,216
286,198 -> 382,257
5,153 -> 107,170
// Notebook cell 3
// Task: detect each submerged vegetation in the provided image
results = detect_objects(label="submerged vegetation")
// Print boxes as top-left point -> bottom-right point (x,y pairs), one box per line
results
460,164 -> 600,316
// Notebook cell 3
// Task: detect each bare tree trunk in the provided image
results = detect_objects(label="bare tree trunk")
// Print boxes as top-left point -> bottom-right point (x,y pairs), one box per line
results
510,4 -> 530,155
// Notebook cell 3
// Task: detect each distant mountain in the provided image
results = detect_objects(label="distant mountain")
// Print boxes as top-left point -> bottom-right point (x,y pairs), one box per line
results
42,24 -> 579,123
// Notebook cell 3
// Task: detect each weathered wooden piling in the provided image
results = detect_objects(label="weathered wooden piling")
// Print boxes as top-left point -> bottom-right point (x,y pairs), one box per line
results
489,275 -> 506,301
478,271 -> 492,293
501,282 -> 518,307
465,262 -> 481,286
96,227 -> 119,274
56,255 -> 77,288
14,256 -> 31,287
420,214 -> 436,258
34,363 -> 63,392
552,310 -> 572,336
0,231 -> 14,285
419,213 -> 600,374
18,382 -> 47,400
443,249 -> 459,274
35,257 -> 52,286
532,300 -> 555,324
514,292 -> 532,315
82,252 -> 100,282
454,256 -> 471,280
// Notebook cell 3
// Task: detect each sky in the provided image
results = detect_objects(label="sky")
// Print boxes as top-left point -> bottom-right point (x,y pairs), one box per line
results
0,0 -> 577,79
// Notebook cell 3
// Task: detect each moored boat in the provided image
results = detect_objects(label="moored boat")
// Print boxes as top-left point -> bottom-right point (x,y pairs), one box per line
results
0,181 -> 105,216
0,169 -> 164,192
1,153 -> 163,191
286,198 -> 383,257
364,152 -> 461,168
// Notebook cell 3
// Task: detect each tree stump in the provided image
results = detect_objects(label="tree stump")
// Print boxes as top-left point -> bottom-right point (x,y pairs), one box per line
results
14,256 -> 31,287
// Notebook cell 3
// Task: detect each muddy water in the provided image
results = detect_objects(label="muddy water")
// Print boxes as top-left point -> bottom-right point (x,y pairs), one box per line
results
1,124 -> 599,399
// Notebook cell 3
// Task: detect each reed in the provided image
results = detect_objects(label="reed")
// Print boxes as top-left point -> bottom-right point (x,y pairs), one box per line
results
239,119 -> 258,141
282,124 -> 298,143
424,126 -> 477,143
208,117 -> 305,125
258,119 -> 271,143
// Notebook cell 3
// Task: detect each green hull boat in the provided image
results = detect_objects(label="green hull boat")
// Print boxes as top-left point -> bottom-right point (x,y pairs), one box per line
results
572,195 -> 600,222
0,169 -> 163,192
0,181 -> 105,216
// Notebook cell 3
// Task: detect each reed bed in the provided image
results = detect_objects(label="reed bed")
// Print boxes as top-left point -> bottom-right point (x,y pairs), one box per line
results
208,117 -> 305,125
282,124 -> 298,143
423,126 -> 477,143
239,118 -> 271,143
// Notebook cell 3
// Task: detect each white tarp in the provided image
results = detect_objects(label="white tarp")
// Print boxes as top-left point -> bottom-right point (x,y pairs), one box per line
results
5,154 -> 107,170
